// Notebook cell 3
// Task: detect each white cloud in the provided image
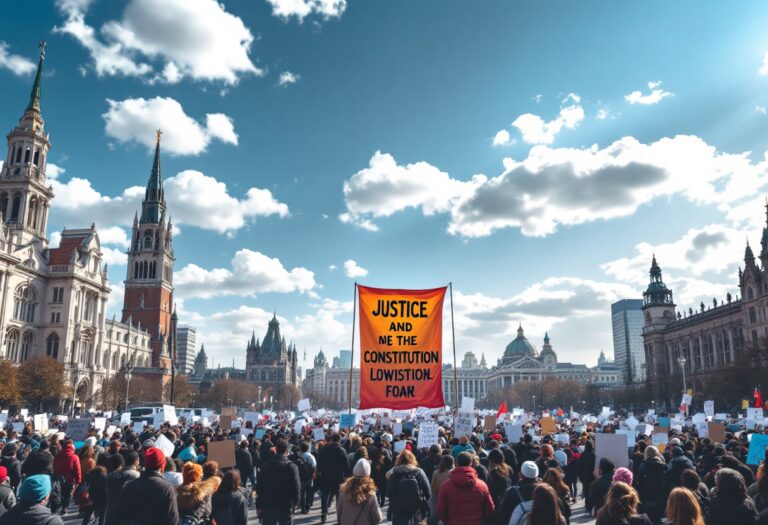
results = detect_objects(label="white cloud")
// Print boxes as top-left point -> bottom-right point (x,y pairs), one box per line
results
596,108 -> 610,120
757,105 -> 767,115
492,129 -> 514,146
625,81 -> 673,105
328,264 -> 337,271
343,259 -> 368,278
0,42 -> 36,76
343,135 -> 768,237
278,71 -> 300,86
266,0 -> 346,21
49,170 -> 288,235
340,151 -> 479,231
174,249 -> 316,300
103,96 -> 238,156
54,0 -> 261,84
510,95 -> 584,144
46,163 -> 65,180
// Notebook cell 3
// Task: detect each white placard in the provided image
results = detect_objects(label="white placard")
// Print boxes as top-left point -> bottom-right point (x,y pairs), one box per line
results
747,407 -> 764,421
636,424 -> 653,436
294,419 -> 305,434
615,429 -> 635,448
704,400 -> 715,417
65,418 -> 91,441
297,398 -> 311,412
94,417 -> 107,431
454,411 -> 474,438
696,421 -> 708,437
162,405 -> 178,426
120,412 -> 131,425
12,422 -> 24,433
652,433 -> 668,447
132,421 -> 145,434
417,422 -> 439,449
34,414 -> 48,433
154,433 -> 175,458
393,423 -> 403,435
601,406 -> 610,416
313,428 -> 326,441
20,409 -> 28,418
393,440 -> 406,453
692,413 -> 706,424
624,416 -> 639,430
460,397 -> 475,412
512,408 -> 524,416
106,425 -> 117,436
504,423 -> 522,443
714,413 -> 727,421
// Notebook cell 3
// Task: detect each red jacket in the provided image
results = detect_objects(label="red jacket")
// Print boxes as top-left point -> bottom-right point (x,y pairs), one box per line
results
53,443 -> 82,485
437,466 -> 495,525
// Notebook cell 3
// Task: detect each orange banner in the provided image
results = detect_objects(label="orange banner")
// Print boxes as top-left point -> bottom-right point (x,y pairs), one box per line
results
358,285 -> 446,409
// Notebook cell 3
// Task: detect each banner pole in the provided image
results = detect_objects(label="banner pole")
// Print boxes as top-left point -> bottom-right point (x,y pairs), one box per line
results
449,282 -> 458,414
348,283 -> 358,414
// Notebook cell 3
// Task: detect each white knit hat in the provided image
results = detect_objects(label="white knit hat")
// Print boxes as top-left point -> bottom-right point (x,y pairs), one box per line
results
353,458 -> 371,478
521,460 -> 539,479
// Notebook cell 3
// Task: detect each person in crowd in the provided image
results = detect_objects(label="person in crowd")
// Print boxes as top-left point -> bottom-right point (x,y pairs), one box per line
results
487,448 -> 512,508
177,438 -> 199,463
752,467 -> 768,513
115,447 -> 180,525
371,438 -> 392,508
162,458 -> 184,487
637,445 -> 666,524
104,451 -> 139,525
256,439 -> 300,525
511,483 -> 565,525
495,460 -> 540,525
588,458 -> 616,516
0,474 -> 63,525
178,461 -> 220,524
436,451 -> 494,525
613,467 -> 633,486
1,443 -> 22,493
578,440 -> 596,501
420,445 -> 443,482
709,468 -> 760,525
53,439 -> 81,516
211,470 -> 248,525
0,467 -> 15,517
78,445 -> 96,480
429,454 -> 454,524
536,445 -> 557,479
81,463 -> 108,525
595,481 -> 652,525
316,433 -> 351,523
542,468 -> 572,524
295,441 -> 316,514
451,436 -> 475,459
337,458 -> 382,525
387,448 -> 432,525
680,469 -> 711,521
666,487 -> 705,525
564,439 -> 580,502
235,440 -> 254,489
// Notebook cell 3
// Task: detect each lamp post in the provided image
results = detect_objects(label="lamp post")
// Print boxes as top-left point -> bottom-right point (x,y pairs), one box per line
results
257,386 -> 262,411
532,395 -> 536,415
678,356 -> 687,394
124,362 -> 133,413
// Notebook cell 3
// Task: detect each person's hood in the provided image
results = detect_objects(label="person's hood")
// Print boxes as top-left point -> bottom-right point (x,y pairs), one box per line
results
449,466 -> 478,488
645,457 -> 667,471
394,464 -> 418,475
177,477 -> 219,512
61,443 -> 76,456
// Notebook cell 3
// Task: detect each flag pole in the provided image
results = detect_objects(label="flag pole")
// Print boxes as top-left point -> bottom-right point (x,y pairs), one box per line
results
449,282 -> 458,414
348,283 -> 358,414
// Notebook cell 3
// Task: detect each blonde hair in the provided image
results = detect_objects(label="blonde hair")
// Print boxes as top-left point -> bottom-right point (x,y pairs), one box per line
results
395,449 -> 417,467
340,476 -> 377,505
666,487 -> 705,525
596,482 -> 639,525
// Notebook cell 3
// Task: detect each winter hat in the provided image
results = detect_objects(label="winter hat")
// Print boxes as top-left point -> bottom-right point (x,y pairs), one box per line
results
612,467 -> 633,485
554,449 -> 568,467
381,433 -> 392,443
672,447 -> 684,457
353,458 -> 371,478
84,436 -> 97,447
142,438 -> 156,449
143,447 -> 166,471
183,462 -> 203,484
668,438 -> 681,446
19,474 -> 51,503
0,466 -> 7,483
521,461 -> 539,479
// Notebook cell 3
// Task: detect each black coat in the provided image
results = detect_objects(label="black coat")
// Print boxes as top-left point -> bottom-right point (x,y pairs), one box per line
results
21,449 -> 54,477
578,449 -> 596,484
0,456 -> 21,491
587,471 -> 614,514
115,470 -> 179,525
0,502 -> 63,525
85,468 -> 108,509
709,495 -> 760,525
316,442 -> 350,488
211,490 -> 248,525
235,447 -> 253,475
495,478 -> 538,525
0,482 -> 15,517
256,455 -> 300,511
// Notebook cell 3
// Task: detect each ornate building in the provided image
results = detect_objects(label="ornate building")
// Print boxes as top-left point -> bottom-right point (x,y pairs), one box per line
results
245,314 -> 299,387
0,45 -> 152,409
303,325 -> 621,406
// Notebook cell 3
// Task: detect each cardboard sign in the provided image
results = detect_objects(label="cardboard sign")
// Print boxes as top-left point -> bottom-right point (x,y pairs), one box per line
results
208,440 -> 236,468
155,433 -> 175,458
707,422 -> 726,443
746,433 -> 768,465
541,416 -> 556,434
340,413 -> 357,429
221,407 -> 237,417
33,414 -> 48,433
417,422 -> 439,449
483,415 -> 496,431
65,418 -> 91,441
219,415 -> 233,430
595,433 -> 629,475
454,411 -> 474,438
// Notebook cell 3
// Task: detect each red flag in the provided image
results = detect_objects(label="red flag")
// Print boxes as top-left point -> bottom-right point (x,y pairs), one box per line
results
556,407 -> 564,417
755,387 -> 764,409
496,401 -> 507,420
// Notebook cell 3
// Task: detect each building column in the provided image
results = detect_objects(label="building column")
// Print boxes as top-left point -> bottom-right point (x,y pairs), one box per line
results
728,327 -> 735,362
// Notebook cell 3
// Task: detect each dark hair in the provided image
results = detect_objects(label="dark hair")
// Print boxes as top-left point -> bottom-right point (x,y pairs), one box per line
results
300,442 -> 310,453
239,440 -> 248,449
332,433 -> 341,443
121,449 -> 139,467
107,453 -> 124,473
457,452 -> 473,467
528,483 -> 562,525
276,439 -> 289,455
715,468 -> 747,500
599,457 -> 615,473
583,440 -> 594,452
164,458 -> 176,472
429,444 -> 441,455
438,454 -> 455,473
218,470 -> 241,493
680,469 -> 701,491
186,437 -> 195,447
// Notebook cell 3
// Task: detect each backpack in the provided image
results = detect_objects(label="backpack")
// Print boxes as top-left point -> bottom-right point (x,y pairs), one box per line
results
295,456 -> 315,481
392,470 -> 423,515
180,516 -> 205,525
508,487 -> 532,525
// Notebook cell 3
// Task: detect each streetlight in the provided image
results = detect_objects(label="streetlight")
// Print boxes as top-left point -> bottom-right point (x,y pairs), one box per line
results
124,361 -> 134,413
678,356 -> 687,393
532,395 -> 536,414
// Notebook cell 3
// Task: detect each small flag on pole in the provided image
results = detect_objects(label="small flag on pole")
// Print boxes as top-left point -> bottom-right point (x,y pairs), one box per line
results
496,401 -> 507,420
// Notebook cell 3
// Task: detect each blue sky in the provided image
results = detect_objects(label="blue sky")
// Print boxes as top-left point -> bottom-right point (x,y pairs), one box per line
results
2,0 -> 768,371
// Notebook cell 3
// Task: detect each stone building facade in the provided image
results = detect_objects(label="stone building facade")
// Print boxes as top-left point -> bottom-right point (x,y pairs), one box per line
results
245,314 -> 300,388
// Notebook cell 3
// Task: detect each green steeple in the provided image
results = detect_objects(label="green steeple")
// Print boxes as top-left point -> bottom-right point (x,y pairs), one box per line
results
27,41 -> 45,113
140,130 -> 166,224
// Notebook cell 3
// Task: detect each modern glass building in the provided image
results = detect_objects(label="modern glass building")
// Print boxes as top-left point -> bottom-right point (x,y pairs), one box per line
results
611,299 -> 645,383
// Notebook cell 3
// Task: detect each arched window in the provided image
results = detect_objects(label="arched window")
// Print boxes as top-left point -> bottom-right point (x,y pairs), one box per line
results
23,148 -> 30,164
33,150 -> 40,166
112,352 -> 118,370
13,286 -> 36,322
0,193 -> 7,217
143,233 -> 153,250
749,287 -> 754,300
46,333 -> 59,359
10,193 -> 21,222
14,148 -> 21,163
6,331 -> 19,361
26,197 -> 36,228
134,261 -> 139,279
104,350 -> 110,369
20,332 -> 32,361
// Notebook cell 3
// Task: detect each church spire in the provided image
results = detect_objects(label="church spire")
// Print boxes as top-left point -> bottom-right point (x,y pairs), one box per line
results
140,130 -> 167,224
27,41 -> 45,113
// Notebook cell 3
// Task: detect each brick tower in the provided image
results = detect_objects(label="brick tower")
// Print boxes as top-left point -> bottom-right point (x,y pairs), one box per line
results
122,131 -> 174,368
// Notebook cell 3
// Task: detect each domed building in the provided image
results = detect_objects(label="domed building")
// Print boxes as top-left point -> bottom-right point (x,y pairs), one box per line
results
500,324 -> 538,364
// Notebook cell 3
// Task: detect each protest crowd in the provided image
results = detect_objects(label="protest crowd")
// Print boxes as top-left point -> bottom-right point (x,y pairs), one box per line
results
0,399 -> 763,525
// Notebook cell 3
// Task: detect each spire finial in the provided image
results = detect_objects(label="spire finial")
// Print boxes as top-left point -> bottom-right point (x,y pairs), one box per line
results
156,129 -> 162,145
27,41 -> 45,112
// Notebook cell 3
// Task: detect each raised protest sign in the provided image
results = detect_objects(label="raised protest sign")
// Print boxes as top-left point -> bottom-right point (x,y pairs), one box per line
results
392,422 -> 403,435
313,428 -> 326,441
132,421 -> 145,434
208,440 -> 235,468
652,432 -> 668,451
461,397 -> 475,412
120,412 -> 131,425
162,405 -> 178,425
483,415 -> 496,431
417,422 -> 439,449
66,418 -> 91,441
747,434 -> 768,465
616,429 -> 635,448
707,422 -> 726,443
504,423 -> 522,443
747,407 -> 764,421
155,433 -> 175,458
394,440 -> 407,453
34,414 -> 48,433
340,413 -> 357,429
358,285 -> 446,409
704,400 -> 714,417
221,407 -> 237,417
455,411 -> 474,438
541,416 -> 556,434
595,433 -> 629,475
220,415 -> 233,430
297,398 -> 311,412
